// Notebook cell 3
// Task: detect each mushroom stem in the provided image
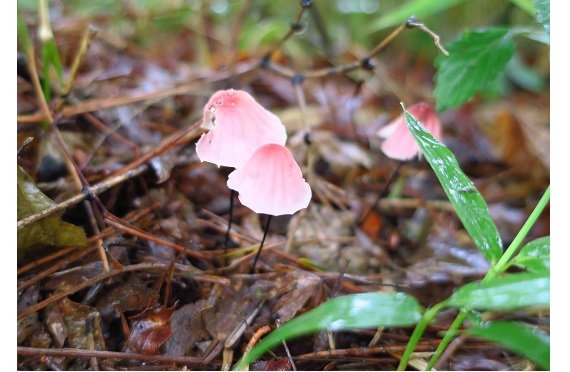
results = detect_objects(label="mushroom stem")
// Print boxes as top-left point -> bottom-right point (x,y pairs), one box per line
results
250,215 -> 273,274
224,189 -> 236,251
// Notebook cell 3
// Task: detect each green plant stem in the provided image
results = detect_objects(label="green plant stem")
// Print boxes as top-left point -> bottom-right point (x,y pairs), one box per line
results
492,185 -> 550,275
424,185 -> 550,370
426,309 -> 468,370
397,302 -> 446,371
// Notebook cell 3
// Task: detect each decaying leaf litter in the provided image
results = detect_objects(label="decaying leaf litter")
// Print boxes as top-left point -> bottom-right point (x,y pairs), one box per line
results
17,1 -> 549,370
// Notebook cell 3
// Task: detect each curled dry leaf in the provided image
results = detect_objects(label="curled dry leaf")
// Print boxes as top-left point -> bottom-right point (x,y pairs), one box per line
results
125,300 -> 176,355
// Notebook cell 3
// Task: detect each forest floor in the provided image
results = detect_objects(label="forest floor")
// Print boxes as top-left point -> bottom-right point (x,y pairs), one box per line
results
17,2 -> 550,370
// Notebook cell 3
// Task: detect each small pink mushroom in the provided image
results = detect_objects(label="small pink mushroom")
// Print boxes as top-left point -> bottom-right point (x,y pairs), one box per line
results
377,102 -> 442,161
196,89 -> 287,168
227,143 -> 312,216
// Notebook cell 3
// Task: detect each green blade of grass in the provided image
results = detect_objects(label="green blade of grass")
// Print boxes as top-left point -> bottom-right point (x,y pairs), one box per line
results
447,272 -> 549,311
403,106 -> 503,265
366,0 -> 468,33
17,4 -> 33,53
465,320 -> 550,370
233,292 -> 423,370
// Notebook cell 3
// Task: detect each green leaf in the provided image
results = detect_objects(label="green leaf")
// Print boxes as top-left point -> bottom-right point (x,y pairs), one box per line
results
447,273 -> 550,311
366,0 -> 468,33
434,28 -> 515,112
403,108 -> 503,265
233,292 -> 423,370
465,320 -> 549,370
533,0 -> 550,38
510,236 -> 550,273
17,166 -> 87,257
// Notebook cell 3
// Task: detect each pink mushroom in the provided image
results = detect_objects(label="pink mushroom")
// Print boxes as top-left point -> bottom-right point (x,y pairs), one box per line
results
196,89 -> 288,168
227,143 -> 312,216
377,102 -> 442,161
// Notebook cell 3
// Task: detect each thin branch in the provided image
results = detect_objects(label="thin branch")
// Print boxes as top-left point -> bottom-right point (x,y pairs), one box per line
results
260,17 -> 448,81
17,261 -> 226,320
17,164 -> 148,230
61,25 -> 98,96
262,1 -> 312,62
17,346 -> 207,365
103,216 -> 207,260
407,18 -> 449,56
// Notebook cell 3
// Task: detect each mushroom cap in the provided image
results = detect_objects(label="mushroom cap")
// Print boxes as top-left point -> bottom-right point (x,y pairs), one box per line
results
227,143 -> 312,216
377,102 -> 442,161
196,89 -> 287,168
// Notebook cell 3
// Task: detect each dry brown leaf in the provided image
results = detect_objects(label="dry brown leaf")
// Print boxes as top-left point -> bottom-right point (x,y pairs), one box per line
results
125,299 -> 176,355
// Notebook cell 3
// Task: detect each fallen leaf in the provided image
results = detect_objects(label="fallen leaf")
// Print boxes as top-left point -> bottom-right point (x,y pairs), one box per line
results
125,299 -> 176,354
17,165 -> 87,256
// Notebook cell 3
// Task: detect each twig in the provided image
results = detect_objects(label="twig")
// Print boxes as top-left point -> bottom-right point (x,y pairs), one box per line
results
17,116 -> 203,231
260,17 -> 447,81
17,261 -> 225,320
261,0 -> 312,62
108,117 -> 203,177
406,18 -> 449,56
17,203 -> 158,276
61,25 -> 98,96
17,244 -> 98,293
24,34 -> 53,123
359,162 -> 403,225
51,120 -> 110,271
17,164 -> 148,230
60,63 -> 257,117
103,215 -> 207,260
276,319 -> 297,371
17,346 -> 207,365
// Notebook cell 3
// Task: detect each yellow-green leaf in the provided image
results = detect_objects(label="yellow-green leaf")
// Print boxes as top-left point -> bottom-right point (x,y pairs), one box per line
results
17,166 -> 87,256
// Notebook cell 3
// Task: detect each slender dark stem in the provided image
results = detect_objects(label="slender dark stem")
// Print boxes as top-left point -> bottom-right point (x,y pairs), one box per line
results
250,215 -> 273,274
225,189 -> 236,251
359,162 -> 403,225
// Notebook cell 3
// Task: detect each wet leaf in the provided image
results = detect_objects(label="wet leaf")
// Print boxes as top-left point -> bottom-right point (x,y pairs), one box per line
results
45,298 -> 107,369
509,236 -> 550,273
164,299 -> 208,356
43,265 -> 103,293
234,292 -> 423,369
96,278 -> 160,322
447,273 -> 549,311
404,108 -> 503,265
17,283 -> 50,347
465,320 -> 549,370
251,358 -> 293,371
533,0 -> 550,38
125,300 -> 176,355
17,165 -> 87,256
434,28 -> 515,111
271,270 -> 321,322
